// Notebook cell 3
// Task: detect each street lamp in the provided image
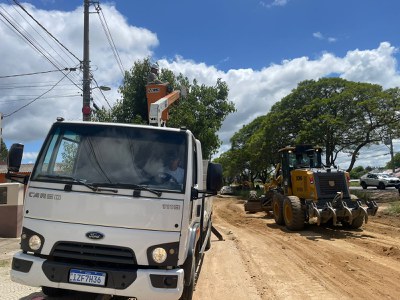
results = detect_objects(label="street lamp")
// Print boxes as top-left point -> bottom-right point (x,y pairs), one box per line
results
83,85 -> 111,120
97,85 -> 111,91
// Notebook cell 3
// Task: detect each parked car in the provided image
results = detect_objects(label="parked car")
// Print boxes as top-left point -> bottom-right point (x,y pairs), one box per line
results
220,185 -> 234,195
359,173 -> 400,189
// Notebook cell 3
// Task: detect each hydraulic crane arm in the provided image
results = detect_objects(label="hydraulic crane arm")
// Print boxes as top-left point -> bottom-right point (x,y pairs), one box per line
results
148,89 -> 180,127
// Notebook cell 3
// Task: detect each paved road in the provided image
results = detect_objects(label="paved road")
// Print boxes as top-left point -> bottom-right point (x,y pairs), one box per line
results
0,238 -> 43,300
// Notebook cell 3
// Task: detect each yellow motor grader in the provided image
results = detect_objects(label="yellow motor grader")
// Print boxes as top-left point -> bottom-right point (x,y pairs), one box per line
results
244,145 -> 378,230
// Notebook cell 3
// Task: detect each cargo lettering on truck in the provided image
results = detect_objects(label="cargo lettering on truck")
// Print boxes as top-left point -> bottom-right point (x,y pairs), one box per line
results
28,192 -> 61,200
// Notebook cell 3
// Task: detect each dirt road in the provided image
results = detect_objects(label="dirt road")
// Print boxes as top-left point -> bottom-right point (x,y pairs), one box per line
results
2,194 -> 400,299
193,196 -> 400,300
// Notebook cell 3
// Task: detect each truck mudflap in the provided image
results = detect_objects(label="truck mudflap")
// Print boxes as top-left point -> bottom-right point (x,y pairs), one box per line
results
309,194 -> 378,227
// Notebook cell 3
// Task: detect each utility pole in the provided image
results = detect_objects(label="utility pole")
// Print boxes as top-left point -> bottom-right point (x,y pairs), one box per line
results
82,0 -> 91,121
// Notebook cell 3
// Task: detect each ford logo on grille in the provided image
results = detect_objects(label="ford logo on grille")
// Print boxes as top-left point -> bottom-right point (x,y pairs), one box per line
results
86,231 -> 104,240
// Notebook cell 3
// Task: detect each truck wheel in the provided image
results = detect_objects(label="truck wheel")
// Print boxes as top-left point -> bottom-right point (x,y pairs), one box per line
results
360,181 -> 367,189
378,182 -> 385,190
180,255 -> 195,300
272,193 -> 285,225
42,286 -> 68,297
283,196 -> 305,231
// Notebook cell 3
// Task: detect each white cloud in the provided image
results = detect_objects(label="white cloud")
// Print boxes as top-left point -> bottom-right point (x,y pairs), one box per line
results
313,31 -> 337,43
1,4 -> 399,168
260,0 -> 289,8
313,32 -> 324,40
0,3 -> 157,145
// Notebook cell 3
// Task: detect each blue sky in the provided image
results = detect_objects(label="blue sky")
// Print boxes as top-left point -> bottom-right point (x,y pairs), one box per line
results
1,0 -> 400,168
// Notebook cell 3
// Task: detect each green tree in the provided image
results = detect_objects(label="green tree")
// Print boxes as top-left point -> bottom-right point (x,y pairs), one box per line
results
349,165 -> 366,179
385,152 -> 400,170
94,58 -> 235,158
215,116 -> 275,185
257,78 -> 400,171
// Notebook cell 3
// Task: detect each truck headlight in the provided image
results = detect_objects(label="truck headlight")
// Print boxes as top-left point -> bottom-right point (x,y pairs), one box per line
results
28,235 -> 42,251
152,247 -> 167,263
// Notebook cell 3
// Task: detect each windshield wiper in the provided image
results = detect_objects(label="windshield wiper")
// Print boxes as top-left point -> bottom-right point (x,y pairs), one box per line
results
38,175 -> 118,193
112,183 -> 162,197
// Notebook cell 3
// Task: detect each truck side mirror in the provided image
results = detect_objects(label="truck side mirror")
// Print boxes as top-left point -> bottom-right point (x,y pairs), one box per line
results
7,143 -> 24,173
206,162 -> 223,192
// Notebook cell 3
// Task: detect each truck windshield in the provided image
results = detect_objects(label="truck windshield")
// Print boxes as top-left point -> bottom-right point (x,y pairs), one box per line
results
31,123 -> 187,192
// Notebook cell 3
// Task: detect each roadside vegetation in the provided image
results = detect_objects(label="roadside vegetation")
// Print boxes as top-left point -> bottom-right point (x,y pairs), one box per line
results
215,78 -> 400,187
387,201 -> 400,215
0,260 -> 10,268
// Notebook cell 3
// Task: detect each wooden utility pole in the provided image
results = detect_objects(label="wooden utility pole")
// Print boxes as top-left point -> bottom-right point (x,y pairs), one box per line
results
82,0 -> 91,121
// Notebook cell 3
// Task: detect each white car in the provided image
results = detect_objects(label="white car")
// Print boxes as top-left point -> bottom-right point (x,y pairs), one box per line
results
220,186 -> 233,195
359,173 -> 400,189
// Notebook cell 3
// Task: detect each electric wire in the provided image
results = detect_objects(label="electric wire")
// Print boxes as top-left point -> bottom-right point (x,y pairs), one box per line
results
0,94 -> 81,103
0,2 -> 113,115
0,68 -> 75,79
12,0 -> 81,63
3,70 -> 72,118
11,1 -> 79,69
91,76 -> 112,109
95,3 -> 125,77
0,4 -> 82,91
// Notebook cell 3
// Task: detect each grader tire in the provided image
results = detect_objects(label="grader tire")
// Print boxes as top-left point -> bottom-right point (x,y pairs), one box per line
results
272,193 -> 285,225
283,196 -> 305,231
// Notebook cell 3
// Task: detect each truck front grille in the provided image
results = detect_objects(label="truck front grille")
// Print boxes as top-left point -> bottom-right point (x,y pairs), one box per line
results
50,242 -> 137,266
314,172 -> 349,199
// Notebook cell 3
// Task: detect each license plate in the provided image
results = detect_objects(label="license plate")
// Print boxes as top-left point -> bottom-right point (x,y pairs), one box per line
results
69,269 -> 106,286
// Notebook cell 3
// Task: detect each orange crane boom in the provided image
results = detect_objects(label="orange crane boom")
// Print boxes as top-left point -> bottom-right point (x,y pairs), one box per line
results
146,83 -> 180,126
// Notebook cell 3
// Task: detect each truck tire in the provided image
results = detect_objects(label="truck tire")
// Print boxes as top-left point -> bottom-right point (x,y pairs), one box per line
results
283,196 -> 305,231
42,286 -> 68,297
360,181 -> 367,189
272,193 -> 285,225
378,182 -> 385,190
180,255 -> 195,300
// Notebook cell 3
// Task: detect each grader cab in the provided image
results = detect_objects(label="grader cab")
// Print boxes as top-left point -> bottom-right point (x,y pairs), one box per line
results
245,145 -> 378,231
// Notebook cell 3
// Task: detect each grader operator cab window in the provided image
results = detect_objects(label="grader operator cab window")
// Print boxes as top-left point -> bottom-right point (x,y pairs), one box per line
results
289,148 -> 322,169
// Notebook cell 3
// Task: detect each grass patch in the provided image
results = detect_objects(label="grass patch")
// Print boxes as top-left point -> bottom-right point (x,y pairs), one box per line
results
0,259 -> 11,268
387,202 -> 400,215
350,190 -> 372,201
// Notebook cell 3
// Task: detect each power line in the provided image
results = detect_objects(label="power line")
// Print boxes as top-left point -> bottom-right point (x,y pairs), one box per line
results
92,76 -> 112,109
0,94 -> 81,103
0,68 -> 76,79
3,70 -> 72,118
0,4 -> 82,91
12,0 -> 81,63
95,3 -> 125,77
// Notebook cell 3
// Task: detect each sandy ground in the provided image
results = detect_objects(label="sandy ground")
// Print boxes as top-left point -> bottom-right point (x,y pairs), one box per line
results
2,192 -> 400,300
193,195 -> 400,300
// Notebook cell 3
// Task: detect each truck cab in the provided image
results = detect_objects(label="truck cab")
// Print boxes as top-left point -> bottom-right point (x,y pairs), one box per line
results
9,119 -> 222,299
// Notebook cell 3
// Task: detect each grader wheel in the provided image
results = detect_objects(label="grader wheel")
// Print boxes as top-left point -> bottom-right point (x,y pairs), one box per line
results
283,196 -> 305,231
272,193 -> 285,225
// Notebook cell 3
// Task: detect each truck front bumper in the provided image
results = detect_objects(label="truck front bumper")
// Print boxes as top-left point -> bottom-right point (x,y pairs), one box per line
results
11,251 -> 184,300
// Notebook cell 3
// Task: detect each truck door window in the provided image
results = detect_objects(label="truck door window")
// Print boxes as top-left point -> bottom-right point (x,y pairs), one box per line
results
39,129 -> 79,176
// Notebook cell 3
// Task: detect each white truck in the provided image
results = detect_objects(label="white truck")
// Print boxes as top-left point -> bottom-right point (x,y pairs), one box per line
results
7,117 -> 223,300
